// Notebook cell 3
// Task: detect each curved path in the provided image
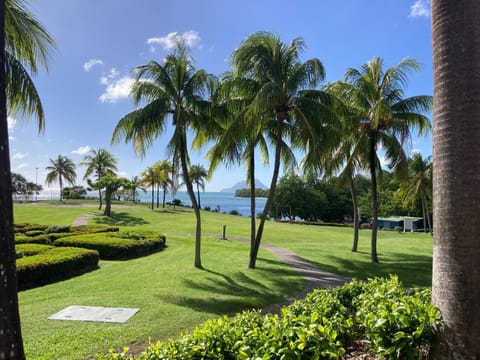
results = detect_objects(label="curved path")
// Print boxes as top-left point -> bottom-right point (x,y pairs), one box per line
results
72,214 -> 350,314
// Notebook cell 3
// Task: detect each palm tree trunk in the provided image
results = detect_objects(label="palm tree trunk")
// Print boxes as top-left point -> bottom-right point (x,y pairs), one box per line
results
150,183 -> 154,209
250,120 -> 283,269
98,189 -> 103,210
179,135 -> 202,269
431,1 -> 480,357
422,191 -> 432,235
421,191 -> 427,233
59,176 -> 63,201
248,147 -> 256,261
156,184 -> 160,208
369,134 -> 379,263
0,3 -> 26,355
196,182 -> 201,209
162,186 -> 167,208
104,187 -> 112,216
350,176 -> 359,252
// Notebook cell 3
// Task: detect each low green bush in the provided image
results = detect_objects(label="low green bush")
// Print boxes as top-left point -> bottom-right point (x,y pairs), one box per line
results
16,246 -> 99,290
54,231 -> 166,260
14,223 -> 48,233
96,277 -> 441,360
46,224 -> 71,233
355,277 -> 441,359
15,243 -> 55,256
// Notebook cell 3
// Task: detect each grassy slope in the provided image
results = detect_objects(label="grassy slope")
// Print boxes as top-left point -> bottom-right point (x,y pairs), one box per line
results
14,202 -> 433,359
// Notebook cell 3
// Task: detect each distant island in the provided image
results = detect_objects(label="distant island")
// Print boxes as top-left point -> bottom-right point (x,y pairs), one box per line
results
220,179 -> 267,193
235,188 -> 269,198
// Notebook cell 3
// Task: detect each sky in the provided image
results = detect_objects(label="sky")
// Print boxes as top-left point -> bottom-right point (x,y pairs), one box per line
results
8,0 -> 433,194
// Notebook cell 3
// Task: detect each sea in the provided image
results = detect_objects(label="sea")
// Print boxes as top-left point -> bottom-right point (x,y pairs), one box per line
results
35,190 -> 267,217
138,191 -> 267,217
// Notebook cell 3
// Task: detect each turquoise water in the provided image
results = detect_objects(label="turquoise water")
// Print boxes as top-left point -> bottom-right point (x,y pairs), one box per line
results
139,191 -> 266,217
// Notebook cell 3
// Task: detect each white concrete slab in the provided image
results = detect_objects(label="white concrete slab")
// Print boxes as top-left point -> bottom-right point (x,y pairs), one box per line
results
48,305 -> 139,323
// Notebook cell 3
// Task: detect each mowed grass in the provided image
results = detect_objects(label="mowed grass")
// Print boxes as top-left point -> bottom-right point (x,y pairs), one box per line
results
14,201 -> 433,359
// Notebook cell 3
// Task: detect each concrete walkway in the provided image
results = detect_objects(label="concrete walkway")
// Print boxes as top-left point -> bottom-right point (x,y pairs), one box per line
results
72,213 -> 350,314
72,213 -> 96,226
225,235 -> 350,314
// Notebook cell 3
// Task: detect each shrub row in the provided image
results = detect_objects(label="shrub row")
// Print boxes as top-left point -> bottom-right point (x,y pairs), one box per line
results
97,277 -> 441,360
14,224 -> 119,245
16,244 -> 100,290
54,231 -> 166,260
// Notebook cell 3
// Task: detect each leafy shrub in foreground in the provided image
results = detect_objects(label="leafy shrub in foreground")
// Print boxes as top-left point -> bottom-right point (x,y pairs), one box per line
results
54,231 -> 166,260
46,224 -> 71,233
355,276 -> 441,359
16,246 -> 99,290
96,277 -> 441,360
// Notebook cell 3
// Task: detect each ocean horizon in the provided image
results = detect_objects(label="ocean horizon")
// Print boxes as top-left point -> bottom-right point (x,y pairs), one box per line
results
35,190 -> 267,217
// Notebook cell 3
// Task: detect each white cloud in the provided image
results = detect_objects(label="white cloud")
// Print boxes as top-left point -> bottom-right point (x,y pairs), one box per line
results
147,30 -> 202,52
71,146 -> 92,155
100,68 -> 119,85
9,136 -> 16,141
99,76 -> 134,103
409,0 -> 430,18
14,163 -> 29,171
12,151 -> 28,160
7,116 -> 16,129
83,58 -> 104,72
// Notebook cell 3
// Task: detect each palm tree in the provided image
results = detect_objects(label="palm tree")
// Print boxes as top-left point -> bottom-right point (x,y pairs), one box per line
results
1,2 -> 55,356
208,74 -> 277,263
112,40 -> 213,269
127,175 -> 146,202
189,164 -> 208,209
155,160 -> 172,208
331,57 -> 431,263
141,166 -> 156,209
45,155 -> 77,200
79,148 -> 117,209
396,153 -> 432,233
430,0 -> 480,357
231,32 -> 332,268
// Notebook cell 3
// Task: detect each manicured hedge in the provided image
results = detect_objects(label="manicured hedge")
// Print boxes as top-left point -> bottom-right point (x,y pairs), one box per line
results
16,245 -> 99,290
14,224 -> 119,245
97,277 -> 442,360
54,230 -> 166,260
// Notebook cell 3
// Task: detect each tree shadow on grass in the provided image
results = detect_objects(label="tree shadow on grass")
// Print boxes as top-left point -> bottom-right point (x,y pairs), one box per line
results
308,252 -> 432,288
156,262 -> 304,316
91,212 -> 149,227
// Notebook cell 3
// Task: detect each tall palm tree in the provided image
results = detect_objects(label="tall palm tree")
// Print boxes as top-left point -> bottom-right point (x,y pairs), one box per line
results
208,74 -> 285,264
431,0 -> 480,357
1,2 -> 55,356
141,165 -> 156,209
331,57 -> 431,263
396,153 -> 432,233
45,155 -> 77,200
152,159 -> 172,208
112,40 -> 213,268
127,175 -> 146,202
79,148 -> 117,209
189,164 -> 208,209
231,32 -> 332,268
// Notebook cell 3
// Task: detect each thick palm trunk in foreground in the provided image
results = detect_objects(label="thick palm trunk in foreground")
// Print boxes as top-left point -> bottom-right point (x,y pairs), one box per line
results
369,135 -> 379,263
0,1 -> 26,356
431,0 -> 480,357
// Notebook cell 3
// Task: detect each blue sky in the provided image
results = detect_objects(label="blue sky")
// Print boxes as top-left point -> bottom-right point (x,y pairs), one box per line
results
8,0 -> 432,193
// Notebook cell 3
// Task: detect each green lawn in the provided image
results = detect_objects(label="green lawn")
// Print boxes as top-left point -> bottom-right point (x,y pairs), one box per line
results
14,202 -> 433,359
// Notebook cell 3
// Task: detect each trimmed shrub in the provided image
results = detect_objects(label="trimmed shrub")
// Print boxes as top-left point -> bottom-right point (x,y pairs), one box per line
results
14,223 -> 48,233
54,231 -> 166,260
16,246 -> 99,290
46,224 -> 71,233
96,277 -> 441,360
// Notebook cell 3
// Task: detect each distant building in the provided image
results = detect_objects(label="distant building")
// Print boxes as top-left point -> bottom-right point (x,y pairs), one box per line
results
377,216 -> 424,232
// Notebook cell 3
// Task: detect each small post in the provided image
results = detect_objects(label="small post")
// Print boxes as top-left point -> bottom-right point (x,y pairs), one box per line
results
222,224 -> 227,240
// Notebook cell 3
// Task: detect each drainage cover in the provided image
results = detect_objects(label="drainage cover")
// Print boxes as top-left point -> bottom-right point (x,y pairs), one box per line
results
48,305 -> 139,323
